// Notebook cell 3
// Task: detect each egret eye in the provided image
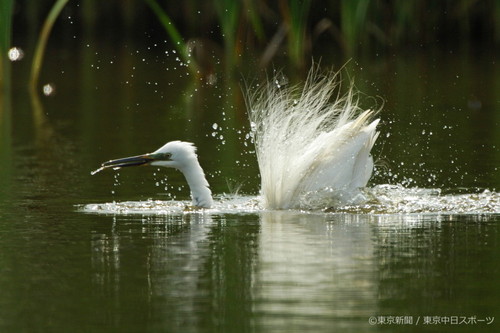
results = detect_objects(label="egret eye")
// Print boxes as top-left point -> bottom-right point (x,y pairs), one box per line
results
163,153 -> 172,160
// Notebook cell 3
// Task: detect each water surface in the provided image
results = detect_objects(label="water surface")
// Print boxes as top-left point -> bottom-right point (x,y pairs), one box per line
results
0,41 -> 499,332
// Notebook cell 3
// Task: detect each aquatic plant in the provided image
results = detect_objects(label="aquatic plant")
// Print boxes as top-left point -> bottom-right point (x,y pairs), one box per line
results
29,0 -> 69,92
144,0 -> 199,75
340,0 -> 370,55
283,0 -> 312,69
214,0 -> 241,69
0,0 -> 13,91
12,0 -> 499,84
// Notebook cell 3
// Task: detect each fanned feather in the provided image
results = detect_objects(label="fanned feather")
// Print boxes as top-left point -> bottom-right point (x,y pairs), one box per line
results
246,67 -> 380,209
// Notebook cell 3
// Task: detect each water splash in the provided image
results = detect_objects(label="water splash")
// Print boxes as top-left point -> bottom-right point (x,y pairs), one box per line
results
90,166 -> 105,175
81,195 -> 261,215
329,185 -> 500,214
80,185 -> 499,216
90,166 -> 121,175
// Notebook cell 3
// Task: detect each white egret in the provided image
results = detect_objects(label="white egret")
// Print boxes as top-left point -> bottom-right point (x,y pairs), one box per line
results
92,141 -> 213,208
92,67 -> 380,210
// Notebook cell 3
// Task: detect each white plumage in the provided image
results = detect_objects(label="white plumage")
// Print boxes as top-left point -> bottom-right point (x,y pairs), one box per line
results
92,141 -> 213,208
150,141 -> 213,208
246,68 -> 380,209
93,67 -> 380,210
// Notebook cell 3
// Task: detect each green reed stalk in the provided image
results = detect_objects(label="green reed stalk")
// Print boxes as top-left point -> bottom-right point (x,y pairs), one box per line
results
0,0 -> 13,53
244,0 -> 265,42
0,0 -> 13,186
496,1 -> 500,42
340,0 -> 370,55
144,0 -> 199,75
287,0 -> 311,69
214,0 -> 241,69
391,2 -> 414,43
29,0 -> 69,92
0,0 -> 13,91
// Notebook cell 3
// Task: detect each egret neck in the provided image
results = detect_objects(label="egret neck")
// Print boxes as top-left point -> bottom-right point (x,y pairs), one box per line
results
177,157 -> 213,208
92,141 -> 213,209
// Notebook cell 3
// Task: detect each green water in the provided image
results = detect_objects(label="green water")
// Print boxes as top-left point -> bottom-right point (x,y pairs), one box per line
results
0,40 -> 499,332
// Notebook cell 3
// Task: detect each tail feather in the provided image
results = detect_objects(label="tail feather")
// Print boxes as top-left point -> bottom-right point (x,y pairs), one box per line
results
246,66 -> 380,209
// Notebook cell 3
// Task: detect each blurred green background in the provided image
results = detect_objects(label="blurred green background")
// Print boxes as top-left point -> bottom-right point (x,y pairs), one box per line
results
1,0 -> 499,192
2,0 -> 499,80
0,3 -> 499,333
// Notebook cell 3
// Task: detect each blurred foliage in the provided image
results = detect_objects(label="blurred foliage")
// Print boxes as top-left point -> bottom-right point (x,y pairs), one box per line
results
8,0 -> 500,75
1,0 -> 13,90
29,0 -> 69,91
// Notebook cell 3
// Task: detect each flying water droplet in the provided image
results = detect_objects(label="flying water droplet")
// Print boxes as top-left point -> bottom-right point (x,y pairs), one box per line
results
90,167 -> 105,175
43,84 -> 55,96
8,47 -> 24,61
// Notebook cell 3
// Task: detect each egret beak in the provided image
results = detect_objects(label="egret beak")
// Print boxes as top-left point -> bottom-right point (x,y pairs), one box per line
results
91,153 -> 155,175
102,154 -> 154,168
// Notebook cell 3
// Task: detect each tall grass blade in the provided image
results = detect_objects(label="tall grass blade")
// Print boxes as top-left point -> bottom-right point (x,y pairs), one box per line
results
214,0 -> 241,69
244,0 -> 265,42
29,0 -> 69,93
283,0 -> 311,69
144,0 -> 199,75
340,0 -> 370,55
0,0 -> 13,194
0,0 -> 13,92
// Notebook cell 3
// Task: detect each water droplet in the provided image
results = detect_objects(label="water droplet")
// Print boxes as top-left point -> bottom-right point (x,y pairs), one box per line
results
43,84 -> 55,96
8,47 -> 24,61
91,167 -> 105,175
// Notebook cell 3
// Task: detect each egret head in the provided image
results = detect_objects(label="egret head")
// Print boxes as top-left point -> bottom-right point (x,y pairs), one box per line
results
149,141 -> 198,170
98,141 -> 199,172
